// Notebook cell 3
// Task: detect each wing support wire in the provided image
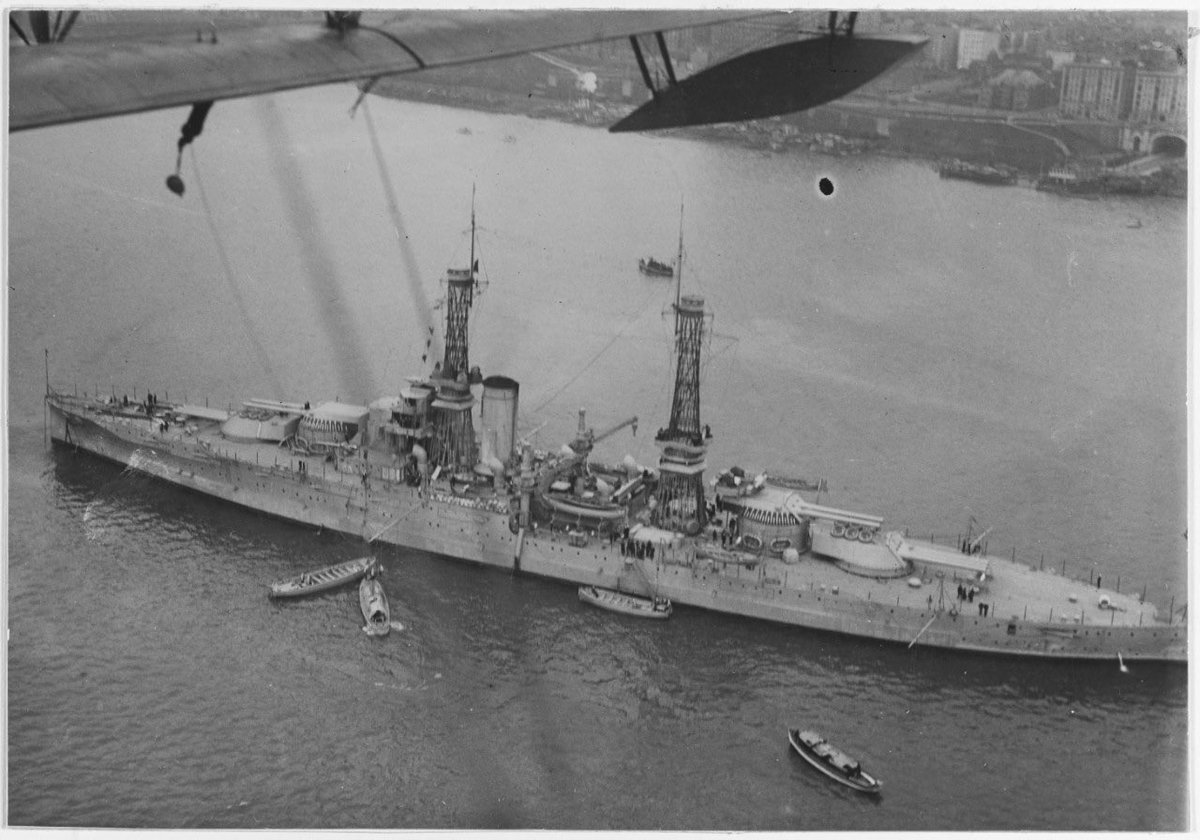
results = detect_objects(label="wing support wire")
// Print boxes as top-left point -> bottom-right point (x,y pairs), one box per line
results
629,30 -> 677,99
10,10 -> 79,44
828,11 -> 858,36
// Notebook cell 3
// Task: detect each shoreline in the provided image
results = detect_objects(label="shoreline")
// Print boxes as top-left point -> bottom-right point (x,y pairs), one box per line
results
370,76 -> 1185,199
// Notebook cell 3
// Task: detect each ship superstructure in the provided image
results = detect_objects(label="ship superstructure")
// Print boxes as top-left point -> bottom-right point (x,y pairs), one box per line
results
44,203 -> 1187,663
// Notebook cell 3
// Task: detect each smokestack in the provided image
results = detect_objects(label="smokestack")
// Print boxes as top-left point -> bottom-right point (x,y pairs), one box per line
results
481,375 -> 520,464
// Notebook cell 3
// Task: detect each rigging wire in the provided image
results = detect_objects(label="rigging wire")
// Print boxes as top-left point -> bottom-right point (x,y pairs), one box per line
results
531,286 -> 661,416
189,146 -> 284,398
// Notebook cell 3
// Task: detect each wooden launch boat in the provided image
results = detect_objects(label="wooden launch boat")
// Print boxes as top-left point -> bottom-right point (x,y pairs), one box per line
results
358,575 -> 390,636
578,585 -> 672,619
541,490 -> 627,521
788,728 -> 881,794
638,257 -> 674,277
268,556 -> 377,599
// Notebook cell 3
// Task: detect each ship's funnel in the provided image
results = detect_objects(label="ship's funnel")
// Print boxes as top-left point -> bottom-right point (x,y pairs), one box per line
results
481,375 -> 519,464
479,428 -> 505,477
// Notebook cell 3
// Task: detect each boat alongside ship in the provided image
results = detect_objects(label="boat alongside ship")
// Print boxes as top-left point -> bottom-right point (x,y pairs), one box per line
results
578,585 -> 672,620
268,556 -> 377,599
359,574 -> 391,636
45,202 -> 1186,664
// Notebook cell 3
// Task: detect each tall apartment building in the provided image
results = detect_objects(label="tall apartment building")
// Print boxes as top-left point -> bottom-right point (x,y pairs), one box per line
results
1059,62 -> 1186,126
956,28 -> 1002,69
1058,63 -> 1130,120
1128,68 -> 1187,126
920,25 -> 959,70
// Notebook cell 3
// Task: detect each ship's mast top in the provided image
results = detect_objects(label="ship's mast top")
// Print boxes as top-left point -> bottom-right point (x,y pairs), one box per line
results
440,186 -> 481,383
674,202 -> 683,335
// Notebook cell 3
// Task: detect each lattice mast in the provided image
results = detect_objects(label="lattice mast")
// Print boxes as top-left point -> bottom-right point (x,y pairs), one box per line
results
654,293 -> 709,534
431,188 -> 481,472
441,273 -> 474,381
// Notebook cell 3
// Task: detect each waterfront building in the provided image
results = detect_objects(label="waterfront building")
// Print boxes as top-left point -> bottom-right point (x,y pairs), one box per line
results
1123,66 -> 1187,155
919,25 -> 959,70
1058,61 -> 1186,154
956,28 -> 1002,70
1058,62 -> 1130,120
1128,67 -> 1187,126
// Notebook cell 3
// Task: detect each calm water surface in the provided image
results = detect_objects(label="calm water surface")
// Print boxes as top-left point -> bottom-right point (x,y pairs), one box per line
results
7,89 -> 1189,829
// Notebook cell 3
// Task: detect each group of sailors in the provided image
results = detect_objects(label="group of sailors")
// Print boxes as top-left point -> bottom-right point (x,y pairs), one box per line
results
956,582 -> 989,616
122,392 -> 171,432
705,508 -> 739,547
711,525 -> 740,548
619,536 -> 657,560
120,392 -> 161,416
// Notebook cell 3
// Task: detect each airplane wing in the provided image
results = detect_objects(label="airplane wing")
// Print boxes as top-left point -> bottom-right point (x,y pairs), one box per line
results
9,10 -> 926,133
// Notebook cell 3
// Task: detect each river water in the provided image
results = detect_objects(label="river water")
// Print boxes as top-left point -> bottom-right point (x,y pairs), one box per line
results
7,88 -> 1189,830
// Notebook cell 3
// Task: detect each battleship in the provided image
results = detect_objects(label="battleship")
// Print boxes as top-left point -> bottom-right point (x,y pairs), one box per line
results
45,204 -> 1186,663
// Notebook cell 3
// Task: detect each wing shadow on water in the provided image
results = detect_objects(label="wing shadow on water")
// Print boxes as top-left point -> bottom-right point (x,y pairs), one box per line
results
359,99 -> 443,369
255,97 -> 378,400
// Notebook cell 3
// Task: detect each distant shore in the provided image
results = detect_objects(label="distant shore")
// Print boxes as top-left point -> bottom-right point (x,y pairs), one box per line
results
371,75 -> 1185,199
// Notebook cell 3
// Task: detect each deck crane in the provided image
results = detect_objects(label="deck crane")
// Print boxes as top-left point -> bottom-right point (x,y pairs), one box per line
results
571,409 -> 638,455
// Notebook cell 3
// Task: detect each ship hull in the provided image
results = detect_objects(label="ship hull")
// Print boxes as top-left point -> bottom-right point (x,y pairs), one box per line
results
47,396 -> 1186,663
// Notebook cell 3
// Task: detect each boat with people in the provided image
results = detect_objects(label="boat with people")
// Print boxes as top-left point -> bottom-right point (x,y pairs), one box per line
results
578,585 -> 672,619
359,573 -> 391,636
638,204 -> 685,279
269,556 -> 378,599
638,257 -> 674,277
788,728 -> 881,794
45,196 -> 1186,662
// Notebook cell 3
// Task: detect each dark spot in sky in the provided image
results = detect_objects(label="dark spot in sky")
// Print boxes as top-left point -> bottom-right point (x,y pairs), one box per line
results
819,177 -> 834,197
